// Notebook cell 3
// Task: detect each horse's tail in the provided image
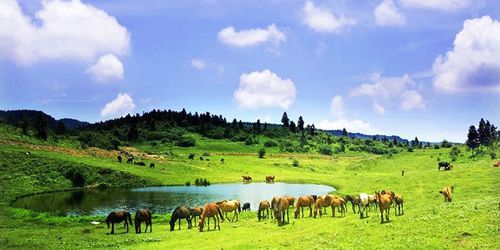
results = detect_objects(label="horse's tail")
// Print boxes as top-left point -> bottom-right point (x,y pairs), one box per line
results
217,206 -> 224,222
127,212 -> 133,226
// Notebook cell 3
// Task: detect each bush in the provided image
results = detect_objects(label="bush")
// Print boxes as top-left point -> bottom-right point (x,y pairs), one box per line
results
318,145 -> 333,155
407,147 -> 414,152
264,140 -> 278,147
490,151 -> 497,160
194,178 -> 210,186
433,144 -> 440,149
245,136 -> 258,145
185,181 -> 191,186
176,136 -> 196,147
450,146 -> 460,162
292,159 -> 300,167
188,153 -> 195,160
258,148 -> 266,158
65,169 -> 86,187
150,141 -> 158,147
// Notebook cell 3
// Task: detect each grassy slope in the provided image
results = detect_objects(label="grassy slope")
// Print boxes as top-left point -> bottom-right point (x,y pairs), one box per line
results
0,127 -> 498,249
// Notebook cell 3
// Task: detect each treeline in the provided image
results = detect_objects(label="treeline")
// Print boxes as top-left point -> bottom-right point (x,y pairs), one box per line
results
466,119 -> 498,158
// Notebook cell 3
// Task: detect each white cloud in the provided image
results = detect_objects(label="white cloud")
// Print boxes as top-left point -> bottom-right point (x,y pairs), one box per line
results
217,24 -> 286,48
191,58 -> 206,70
0,0 -> 130,65
330,95 -> 345,116
433,16 -> 500,94
400,0 -> 470,11
350,73 -> 425,113
86,54 -> 124,82
375,0 -> 406,27
100,93 -> 136,119
233,69 -> 296,109
316,119 -> 378,135
302,1 -> 356,33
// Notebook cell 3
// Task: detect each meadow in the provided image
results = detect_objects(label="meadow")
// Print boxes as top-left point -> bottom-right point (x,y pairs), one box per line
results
0,124 -> 498,249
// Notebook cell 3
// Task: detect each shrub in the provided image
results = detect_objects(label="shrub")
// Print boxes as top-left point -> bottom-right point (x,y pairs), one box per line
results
292,159 -> 300,167
490,151 -> 497,160
185,181 -> 191,186
258,148 -> 266,158
450,146 -> 460,162
176,136 -> 196,147
245,136 -> 258,145
150,141 -> 158,147
318,145 -> 333,155
65,169 -> 86,187
194,178 -> 210,186
433,144 -> 440,149
188,153 -> 195,160
264,140 -> 278,147
407,147 -> 414,152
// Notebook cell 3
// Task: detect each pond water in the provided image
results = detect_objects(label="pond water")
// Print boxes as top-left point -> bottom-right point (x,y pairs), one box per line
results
12,182 -> 335,216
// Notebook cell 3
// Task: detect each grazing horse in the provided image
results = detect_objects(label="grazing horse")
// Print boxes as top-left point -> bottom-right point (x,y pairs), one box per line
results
313,195 -> 332,218
170,206 -> 192,231
216,200 -> 240,222
294,195 -> 314,219
266,176 -> 275,183
134,209 -> 152,233
358,193 -> 369,219
284,196 -> 295,208
394,194 -> 404,216
106,211 -> 132,234
376,191 -> 392,223
126,157 -> 134,164
199,203 -> 223,232
242,202 -> 251,212
438,162 -> 453,171
310,194 -> 318,202
242,175 -> 252,183
329,196 -> 346,217
273,196 -> 290,226
191,207 -> 203,227
439,186 -> 453,202
344,195 -> 360,214
258,200 -> 271,221
381,190 -> 396,207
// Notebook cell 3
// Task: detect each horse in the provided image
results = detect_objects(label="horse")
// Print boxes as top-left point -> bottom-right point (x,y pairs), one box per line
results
242,202 -> 251,211
344,195 -> 360,213
439,186 -> 453,202
126,157 -> 134,164
149,163 -> 155,168
367,194 -> 378,211
284,195 -> 295,208
381,190 -> 396,207
134,209 -> 152,233
106,211 -> 132,234
313,195 -> 332,218
273,196 -> 290,226
242,175 -> 252,183
191,207 -> 203,227
358,193 -> 369,219
199,203 -> 223,232
375,191 -> 392,223
258,200 -> 271,221
221,158 -> 224,164
494,162 -> 500,167
329,196 -> 346,217
294,195 -> 314,219
169,206 -> 192,231
266,176 -> 275,183
216,200 -> 240,222
438,162 -> 452,171
271,196 -> 280,220
394,194 -> 404,216
310,194 -> 318,202
117,155 -> 122,163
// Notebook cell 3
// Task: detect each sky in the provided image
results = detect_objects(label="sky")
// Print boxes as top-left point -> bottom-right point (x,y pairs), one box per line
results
1,0 -> 499,142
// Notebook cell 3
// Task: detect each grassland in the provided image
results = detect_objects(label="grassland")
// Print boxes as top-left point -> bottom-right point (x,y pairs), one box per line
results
0,125 -> 498,249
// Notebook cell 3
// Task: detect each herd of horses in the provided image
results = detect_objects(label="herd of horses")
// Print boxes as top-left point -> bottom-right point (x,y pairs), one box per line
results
105,184 -> 454,234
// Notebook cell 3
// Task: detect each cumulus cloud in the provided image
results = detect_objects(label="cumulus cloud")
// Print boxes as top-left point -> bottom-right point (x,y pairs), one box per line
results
86,54 -> 124,82
399,0 -> 470,11
350,73 -> 425,113
218,24 -> 286,48
233,69 -> 296,109
316,119 -> 378,135
302,1 -> 356,33
375,0 -> 406,27
191,58 -> 206,70
433,16 -> 500,94
0,0 -> 130,64
100,93 -> 136,119
330,95 -> 345,116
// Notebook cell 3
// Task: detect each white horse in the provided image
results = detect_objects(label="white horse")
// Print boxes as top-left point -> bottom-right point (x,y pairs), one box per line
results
358,193 -> 369,218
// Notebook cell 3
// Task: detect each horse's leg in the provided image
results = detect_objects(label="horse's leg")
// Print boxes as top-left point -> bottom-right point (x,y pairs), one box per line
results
178,217 -> 181,230
402,203 -> 404,215
111,222 -> 115,234
126,221 -> 129,233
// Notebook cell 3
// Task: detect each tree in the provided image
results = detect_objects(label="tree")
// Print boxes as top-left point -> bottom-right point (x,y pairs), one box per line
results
466,125 -> 479,150
411,137 -> 420,148
55,121 -> 66,135
127,123 -> 139,141
281,112 -> 289,128
238,120 -> 244,130
254,119 -> 262,134
34,113 -> 48,140
289,121 -> 297,133
231,119 -> 238,129
297,116 -> 305,132
342,128 -> 348,137
263,122 -> 268,131
441,139 -> 452,148
478,118 -> 488,146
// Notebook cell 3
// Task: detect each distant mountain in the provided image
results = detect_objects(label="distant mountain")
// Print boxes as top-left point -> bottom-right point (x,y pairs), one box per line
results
0,110 -> 89,130
325,129 -> 410,144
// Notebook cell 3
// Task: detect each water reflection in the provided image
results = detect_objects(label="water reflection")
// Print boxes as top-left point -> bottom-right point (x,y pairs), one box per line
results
12,182 -> 335,216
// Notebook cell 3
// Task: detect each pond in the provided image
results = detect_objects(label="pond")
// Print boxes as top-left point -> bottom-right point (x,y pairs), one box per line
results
12,182 -> 335,216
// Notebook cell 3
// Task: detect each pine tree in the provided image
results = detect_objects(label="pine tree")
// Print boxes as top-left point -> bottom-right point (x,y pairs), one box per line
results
127,123 -> 139,141
34,113 -> 48,140
231,119 -> 238,129
466,125 -> 479,149
478,118 -> 488,145
297,116 -> 304,132
281,112 -> 289,128
290,121 -> 297,133
254,119 -> 262,134
342,128 -> 348,137
55,121 -> 66,135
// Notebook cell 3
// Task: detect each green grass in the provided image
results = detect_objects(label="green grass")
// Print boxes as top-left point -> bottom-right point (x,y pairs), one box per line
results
0,131 -> 499,249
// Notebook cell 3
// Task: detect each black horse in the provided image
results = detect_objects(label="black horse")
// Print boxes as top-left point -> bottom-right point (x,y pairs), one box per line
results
242,202 -> 251,211
106,211 -> 133,234
170,206 -> 192,231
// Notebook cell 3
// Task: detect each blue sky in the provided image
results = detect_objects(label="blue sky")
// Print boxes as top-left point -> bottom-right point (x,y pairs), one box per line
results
1,0 -> 499,142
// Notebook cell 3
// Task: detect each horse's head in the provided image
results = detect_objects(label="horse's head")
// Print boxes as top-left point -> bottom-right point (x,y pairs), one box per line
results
294,208 -> 300,219
198,218 -> 204,232
169,217 -> 175,231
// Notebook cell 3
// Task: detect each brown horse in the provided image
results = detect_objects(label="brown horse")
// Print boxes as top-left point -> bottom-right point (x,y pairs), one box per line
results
329,196 -> 346,217
271,196 -> 280,220
106,210 -> 133,234
191,207 -> 203,227
266,176 -> 275,183
198,203 -> 223,232
376,191 -> 392,223
258,200 -> 271,221
439,186 -> 453,202
344,195 -> 360,213
216,200 -> 240,222
242,175 -> 252,183
273,196 -> 290,226
313,195 -> 332,218
294,195 -> 314,219
135,209 -> 152,233
284,195 -> 295,208
394,194 -> 404,216
367,194 -> 378,211
170,206 -> 192,231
